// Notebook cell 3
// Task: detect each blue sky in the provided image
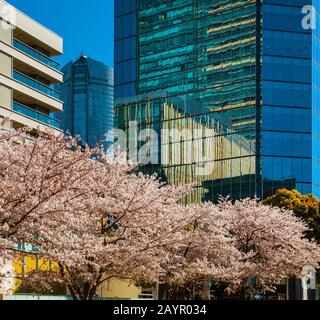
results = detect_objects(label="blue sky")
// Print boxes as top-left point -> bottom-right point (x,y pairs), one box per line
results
8,0 -> 114,68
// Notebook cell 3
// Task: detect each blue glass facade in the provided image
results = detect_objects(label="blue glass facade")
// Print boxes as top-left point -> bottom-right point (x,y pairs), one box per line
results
115,0 -> 137,100
57,55 -> 114,147
312,1 -> 320,197
261,0 -> 317,197
115,0 -> 320,200
260,0 -> 320,198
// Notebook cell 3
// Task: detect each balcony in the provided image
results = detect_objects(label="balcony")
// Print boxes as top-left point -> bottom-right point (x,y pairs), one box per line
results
12,39 -> 61,72
13,101 -> 61,129
13,70 -> 60,100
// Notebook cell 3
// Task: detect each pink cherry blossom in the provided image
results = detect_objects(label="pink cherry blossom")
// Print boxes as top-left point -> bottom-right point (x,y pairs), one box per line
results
1,126 -> 320,300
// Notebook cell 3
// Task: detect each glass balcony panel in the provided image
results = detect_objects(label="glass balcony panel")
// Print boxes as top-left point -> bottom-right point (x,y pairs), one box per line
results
13,70 -> 61,100
13,39 -> 60,71
13,101 -> 61,129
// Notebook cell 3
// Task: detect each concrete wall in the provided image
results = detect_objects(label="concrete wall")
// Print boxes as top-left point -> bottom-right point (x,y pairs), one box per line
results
0,85 -> 12,109
0,16 -> 13,111
0,51 -> 12,76
0,17 -> 12,44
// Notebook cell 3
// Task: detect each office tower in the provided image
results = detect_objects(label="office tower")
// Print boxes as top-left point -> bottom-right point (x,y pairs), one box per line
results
115,0 -> 320,201
0,0 -> 63,134
57,55 -> 114,148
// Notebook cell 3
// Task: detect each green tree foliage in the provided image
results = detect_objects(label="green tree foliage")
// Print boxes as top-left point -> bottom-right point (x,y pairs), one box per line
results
263,189 -> 320,243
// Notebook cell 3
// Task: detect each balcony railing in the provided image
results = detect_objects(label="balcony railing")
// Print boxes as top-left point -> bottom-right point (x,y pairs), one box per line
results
13,70 -> 61,100
13,101 -> 61,129
13,38 -> 60,71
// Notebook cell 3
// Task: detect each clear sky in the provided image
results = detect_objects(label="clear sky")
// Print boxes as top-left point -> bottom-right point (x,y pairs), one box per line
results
8,0 -> 114,68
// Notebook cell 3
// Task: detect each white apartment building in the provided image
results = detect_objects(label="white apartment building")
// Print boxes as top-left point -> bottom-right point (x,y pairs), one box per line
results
0,0 -> 63,134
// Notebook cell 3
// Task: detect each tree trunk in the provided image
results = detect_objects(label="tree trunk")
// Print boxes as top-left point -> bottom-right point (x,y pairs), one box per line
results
70,285 -> 98,300
239,286 -> 247,300
88,285 -> 98,300
202,281 -> 211,300
68,285 -> 79,301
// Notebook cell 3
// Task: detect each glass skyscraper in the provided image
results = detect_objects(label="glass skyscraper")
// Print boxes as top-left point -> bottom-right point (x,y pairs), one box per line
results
57,55 -> 114,147
114,0 -> 320,201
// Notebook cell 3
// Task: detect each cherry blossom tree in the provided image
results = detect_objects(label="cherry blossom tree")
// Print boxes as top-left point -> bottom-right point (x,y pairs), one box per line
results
159,199 -> 320,300
0,126 -> 198,300
0,257 -> 15,296
158,203 -> 239,300
2,126 -> 319,301
24,157 -> 196,300
218,198 -> 320,299
0,127 -> 108,271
